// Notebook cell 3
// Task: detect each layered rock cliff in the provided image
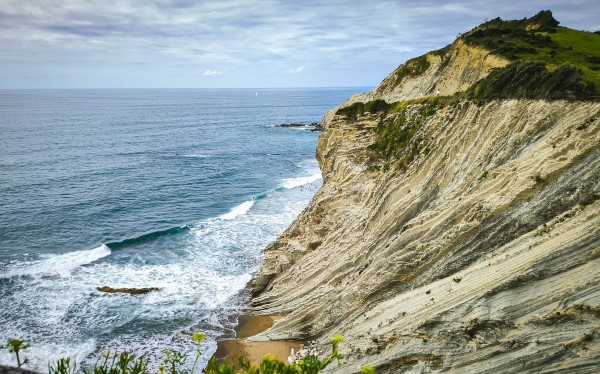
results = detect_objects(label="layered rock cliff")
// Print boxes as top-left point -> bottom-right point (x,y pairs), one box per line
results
250,12 -> 600,373
319,39 -> 509,129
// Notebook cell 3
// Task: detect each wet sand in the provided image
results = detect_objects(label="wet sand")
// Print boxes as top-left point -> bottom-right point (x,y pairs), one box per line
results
213,315 -> 304,366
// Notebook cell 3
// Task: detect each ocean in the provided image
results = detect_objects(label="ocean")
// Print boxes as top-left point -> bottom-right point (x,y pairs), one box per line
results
0,88 -> 364,371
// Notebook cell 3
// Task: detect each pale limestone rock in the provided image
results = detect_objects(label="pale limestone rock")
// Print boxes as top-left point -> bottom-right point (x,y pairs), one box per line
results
319,40 -> 509,131
251,28 -> 599,373
251,98 -> 599,372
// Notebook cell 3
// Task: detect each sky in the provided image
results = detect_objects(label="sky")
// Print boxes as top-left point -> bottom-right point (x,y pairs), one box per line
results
0,1 -> 598,89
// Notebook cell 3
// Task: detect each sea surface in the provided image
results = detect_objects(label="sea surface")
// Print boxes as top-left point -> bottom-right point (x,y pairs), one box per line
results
0,88 -> 365,371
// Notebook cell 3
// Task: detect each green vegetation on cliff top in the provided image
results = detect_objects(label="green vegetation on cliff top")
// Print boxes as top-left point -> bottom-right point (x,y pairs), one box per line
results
461,10 -> 600,93
378,10 -> 600,99
336,11 -> 599,172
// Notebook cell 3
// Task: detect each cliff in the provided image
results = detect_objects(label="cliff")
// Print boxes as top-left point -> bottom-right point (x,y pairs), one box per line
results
319,39 -> 510,129
250,11 -> 600,373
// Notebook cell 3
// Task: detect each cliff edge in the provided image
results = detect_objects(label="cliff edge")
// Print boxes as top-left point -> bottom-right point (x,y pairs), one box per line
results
251,11 -> 600,373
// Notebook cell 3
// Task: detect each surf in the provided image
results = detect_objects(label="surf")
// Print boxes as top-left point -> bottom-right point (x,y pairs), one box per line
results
279,172 -> 322,189
1,244 -> 111,278
218,200 -> 255,220
0,87 -> 356,372
106,225 -> 191,250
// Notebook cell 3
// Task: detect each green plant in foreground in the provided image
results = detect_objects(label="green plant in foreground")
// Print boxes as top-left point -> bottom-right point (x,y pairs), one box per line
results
45,333 -> 373,374
190,333 -> 207,374
205,333 -> 352,374
161,350 -> 187,374
308,333 -> 345,372
84,351 -> 148,374
1,338 -> 30,368
49,358 -> 75,374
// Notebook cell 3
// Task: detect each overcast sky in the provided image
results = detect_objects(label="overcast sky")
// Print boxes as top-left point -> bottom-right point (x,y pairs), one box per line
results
1,1 -> 598,89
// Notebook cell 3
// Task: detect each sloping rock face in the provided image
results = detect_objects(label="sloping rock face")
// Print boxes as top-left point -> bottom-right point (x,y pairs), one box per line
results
251,95 -> 600,372
319,40 -> 509,130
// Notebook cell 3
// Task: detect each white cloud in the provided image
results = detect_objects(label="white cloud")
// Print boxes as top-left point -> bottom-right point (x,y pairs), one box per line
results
203,69 -> 223,76
0,0 -> 598,87
287,66 -> 305,74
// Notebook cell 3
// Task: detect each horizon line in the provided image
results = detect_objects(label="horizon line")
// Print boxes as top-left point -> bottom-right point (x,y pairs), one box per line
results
0,86 -> 374,91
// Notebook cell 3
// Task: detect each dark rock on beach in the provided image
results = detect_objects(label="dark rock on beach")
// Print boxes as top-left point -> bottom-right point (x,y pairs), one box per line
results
97,286 -> 159,294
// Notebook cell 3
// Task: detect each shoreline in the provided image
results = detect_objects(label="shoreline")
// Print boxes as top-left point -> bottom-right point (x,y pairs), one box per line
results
213,315 -> 304,366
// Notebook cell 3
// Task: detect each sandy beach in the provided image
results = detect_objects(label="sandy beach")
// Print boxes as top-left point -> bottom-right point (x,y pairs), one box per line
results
213,315 -> 304,366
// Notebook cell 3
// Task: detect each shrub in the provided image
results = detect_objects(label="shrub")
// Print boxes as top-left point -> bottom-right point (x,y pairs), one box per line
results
45,333 -> 358,374
466,61 -> 594,100
466,10 -> 559,35
463,27 -> 555,60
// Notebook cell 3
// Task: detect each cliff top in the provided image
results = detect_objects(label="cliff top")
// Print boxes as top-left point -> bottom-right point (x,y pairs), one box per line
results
379,10 -> 600,101
320,10 -> 599,129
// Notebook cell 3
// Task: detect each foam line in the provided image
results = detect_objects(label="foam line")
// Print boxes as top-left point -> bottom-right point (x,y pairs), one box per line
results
218,200 -> 255,220
2,244 -> 111,278
279,172 -> 322,189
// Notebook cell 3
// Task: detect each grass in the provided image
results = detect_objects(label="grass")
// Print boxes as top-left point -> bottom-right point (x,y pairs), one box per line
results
371,11 -> 600,101
359,97 -> 454,171
549,28 -> 600,90
336,95 -> 464,170
386,55 -> 430,91
337,11 -> 600,170
461,11 -> 600,96
491,27 -> 600,93
379,44 -> 452,93
465,61 -> 595,101
336,99 -> 391,121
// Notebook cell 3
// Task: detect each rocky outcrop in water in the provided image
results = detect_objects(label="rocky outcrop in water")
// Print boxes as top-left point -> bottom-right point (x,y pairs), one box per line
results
250,12 -> 600,373
97,286 -> 159,294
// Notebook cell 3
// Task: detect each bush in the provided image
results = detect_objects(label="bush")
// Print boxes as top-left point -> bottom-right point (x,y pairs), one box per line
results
463,27 -> 555,60
336,100 -> 391,120
466,61 -> 594,100
468,10 -> 559,34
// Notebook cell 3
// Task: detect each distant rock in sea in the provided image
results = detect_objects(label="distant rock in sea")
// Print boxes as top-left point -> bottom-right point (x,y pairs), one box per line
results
274,122 -> 322,131
97,286 -> 159,294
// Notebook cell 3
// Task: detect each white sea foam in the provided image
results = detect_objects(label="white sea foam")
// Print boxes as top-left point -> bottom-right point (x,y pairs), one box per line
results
280,172 -> 322,189
1,244 -> 111,278
0,340 -> 96,374
180,153 -> 210,158
218,200 -> 255,220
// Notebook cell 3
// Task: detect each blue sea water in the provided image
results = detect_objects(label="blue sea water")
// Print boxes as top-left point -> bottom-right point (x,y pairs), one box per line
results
0,88 -> 365,370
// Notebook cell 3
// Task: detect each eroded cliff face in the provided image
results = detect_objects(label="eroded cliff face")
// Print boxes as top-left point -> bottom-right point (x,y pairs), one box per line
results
319,40 -> 509,130
249,34 -> 600,373
251,98 -> 599,372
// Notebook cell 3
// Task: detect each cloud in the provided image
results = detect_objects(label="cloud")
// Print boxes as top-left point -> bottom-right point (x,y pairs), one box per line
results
287,66 -> 304,74
0,0 -> 598,87
203,70 -> 223,76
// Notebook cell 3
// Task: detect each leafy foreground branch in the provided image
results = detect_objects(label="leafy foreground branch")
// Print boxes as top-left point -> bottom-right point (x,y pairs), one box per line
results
1,335 -> 376,374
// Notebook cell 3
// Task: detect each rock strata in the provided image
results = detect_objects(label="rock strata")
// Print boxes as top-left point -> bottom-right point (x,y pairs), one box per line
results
250,18 -> 600,374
